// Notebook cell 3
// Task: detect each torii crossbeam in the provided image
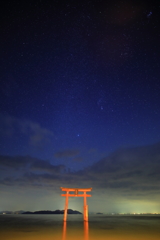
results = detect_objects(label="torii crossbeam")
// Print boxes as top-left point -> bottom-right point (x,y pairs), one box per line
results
60,187 -> 92,221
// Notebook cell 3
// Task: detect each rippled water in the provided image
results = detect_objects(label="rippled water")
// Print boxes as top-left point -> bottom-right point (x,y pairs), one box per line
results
0,214 -> 160,240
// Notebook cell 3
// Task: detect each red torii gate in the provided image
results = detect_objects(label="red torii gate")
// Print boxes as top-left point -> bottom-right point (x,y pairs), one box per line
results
60,187 -> 92,221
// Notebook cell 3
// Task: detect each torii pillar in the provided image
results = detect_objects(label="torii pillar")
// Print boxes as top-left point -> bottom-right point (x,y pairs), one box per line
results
61,187 -> 92,221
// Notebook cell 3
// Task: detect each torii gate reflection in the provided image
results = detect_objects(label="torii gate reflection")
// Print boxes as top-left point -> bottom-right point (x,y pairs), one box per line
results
61,187 -> 92,240
62,221 -> 89,240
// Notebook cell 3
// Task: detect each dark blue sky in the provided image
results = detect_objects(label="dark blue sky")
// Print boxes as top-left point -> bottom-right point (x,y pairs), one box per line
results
0,0 -> 160,212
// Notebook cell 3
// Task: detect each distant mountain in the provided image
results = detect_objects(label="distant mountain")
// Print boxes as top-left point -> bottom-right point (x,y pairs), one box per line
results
14,210 -> 25,214
67,209 -> 82,214
22,209 -> 82,214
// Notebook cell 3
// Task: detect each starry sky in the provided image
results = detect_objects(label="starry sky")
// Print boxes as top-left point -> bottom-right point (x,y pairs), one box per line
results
0,0 -> 160,213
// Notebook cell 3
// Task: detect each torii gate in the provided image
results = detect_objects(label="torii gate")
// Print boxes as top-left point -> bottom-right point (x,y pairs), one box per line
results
61,187 -> 92,221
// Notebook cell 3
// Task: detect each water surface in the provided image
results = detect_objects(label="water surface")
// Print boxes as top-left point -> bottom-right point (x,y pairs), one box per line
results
0,214 -> 160,240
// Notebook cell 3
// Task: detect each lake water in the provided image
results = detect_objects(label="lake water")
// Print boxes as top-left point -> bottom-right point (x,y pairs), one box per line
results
0,214 -> 160,240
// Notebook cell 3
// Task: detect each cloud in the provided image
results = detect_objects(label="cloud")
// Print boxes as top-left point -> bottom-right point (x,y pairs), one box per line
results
23,172 -> 61,186
0,114 -> 53,147
88,148 -> 97,154
0,155 -> 66,188
0,142 -> 160,201
81,142 -> 160,197
0,155 -> 34,169
19,120 -> 53,147
54,149 -> 80,158
30,159 -> 65,174
73,157 -> 83,162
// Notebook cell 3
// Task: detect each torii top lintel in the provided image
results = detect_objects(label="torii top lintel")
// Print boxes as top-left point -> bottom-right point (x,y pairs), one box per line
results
61,187 -> 92,192
60,187 -> 92,197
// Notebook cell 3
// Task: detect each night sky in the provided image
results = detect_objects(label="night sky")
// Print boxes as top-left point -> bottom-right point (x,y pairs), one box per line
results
0,0 -> 160,213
